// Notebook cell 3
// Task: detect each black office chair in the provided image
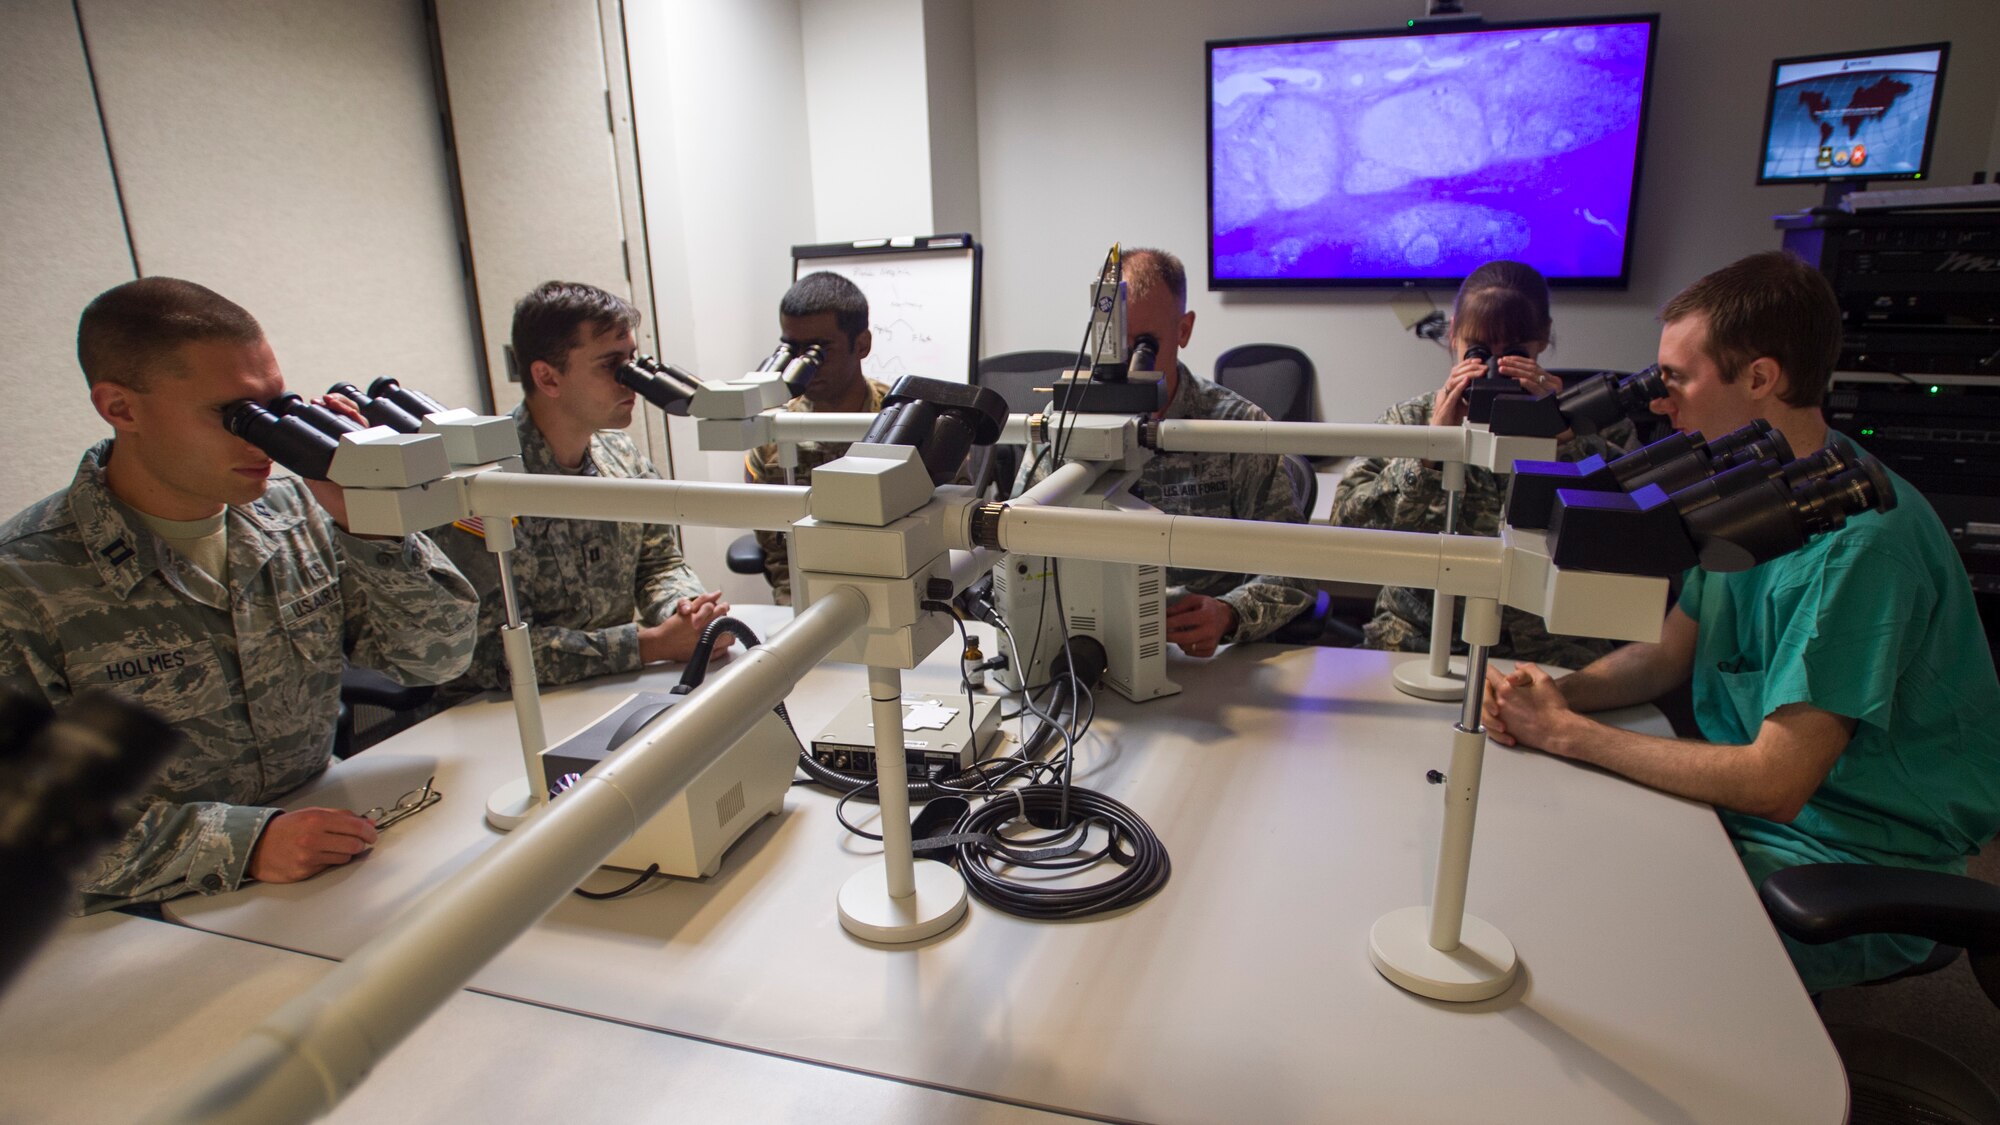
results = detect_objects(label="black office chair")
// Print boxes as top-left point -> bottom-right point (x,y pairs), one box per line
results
727,534 -> 766,576
1761,863 -> 2000,1124
972,350 -> 1074,498
335,666 -> 436,758
1214,344 -> 1315,424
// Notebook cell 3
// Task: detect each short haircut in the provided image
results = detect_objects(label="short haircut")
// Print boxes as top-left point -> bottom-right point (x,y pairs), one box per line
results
1660,251 -> 1841,408
779,271 -> 869,343
1451,260 -> 1552,354
76,277 -> 264,391
1122,247 -> 1188,310
511,281 -> 641,395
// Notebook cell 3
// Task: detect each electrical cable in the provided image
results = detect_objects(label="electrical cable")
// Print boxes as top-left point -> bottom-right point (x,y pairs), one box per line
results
572,863 -> 663,900
948,784 -> 1171,920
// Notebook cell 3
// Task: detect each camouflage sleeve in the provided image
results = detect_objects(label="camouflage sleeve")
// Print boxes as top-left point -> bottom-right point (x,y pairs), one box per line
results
75,796 -> 277,914
1216,451 -> 1316,644
432,527 -> 644,695
0,586 -> 277,913
1328,396 -> 1450,533
333,523 -> 478,686
636,520 -> 707,624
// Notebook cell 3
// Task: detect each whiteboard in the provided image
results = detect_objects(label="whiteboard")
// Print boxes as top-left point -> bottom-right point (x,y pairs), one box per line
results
792,236 -> 980,384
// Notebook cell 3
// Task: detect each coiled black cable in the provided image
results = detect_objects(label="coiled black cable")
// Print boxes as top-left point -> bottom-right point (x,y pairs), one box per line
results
949,784 -> 1170,919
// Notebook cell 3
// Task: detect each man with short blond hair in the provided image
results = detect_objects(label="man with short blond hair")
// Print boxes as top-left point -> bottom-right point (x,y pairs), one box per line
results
0,277 -> 478,911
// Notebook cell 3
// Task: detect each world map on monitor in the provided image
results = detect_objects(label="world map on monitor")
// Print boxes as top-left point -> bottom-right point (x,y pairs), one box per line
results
1762,62 -> 1939,181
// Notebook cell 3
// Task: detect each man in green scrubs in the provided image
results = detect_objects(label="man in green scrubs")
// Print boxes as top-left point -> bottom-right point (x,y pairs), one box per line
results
1481,251 -> 2000,992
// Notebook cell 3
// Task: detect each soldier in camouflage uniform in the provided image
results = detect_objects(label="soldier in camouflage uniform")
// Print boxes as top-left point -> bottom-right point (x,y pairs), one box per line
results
0,278 -> 477,913
1330,259 -> 1637,668
1015,249 -> 1314,653
436,282 -> 724,701
743,272 -> 891,605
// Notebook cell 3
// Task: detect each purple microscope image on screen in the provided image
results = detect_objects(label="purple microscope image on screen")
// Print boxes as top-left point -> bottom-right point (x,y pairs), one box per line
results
1208,18 -> 1657,287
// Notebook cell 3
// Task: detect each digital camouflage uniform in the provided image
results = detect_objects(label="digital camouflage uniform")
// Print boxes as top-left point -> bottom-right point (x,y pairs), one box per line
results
0,442 -> 478,913
436,405 -> 709,698
1330,391 -> 1637,667
743,378 -> 892,605
1014,366 -> 1315,644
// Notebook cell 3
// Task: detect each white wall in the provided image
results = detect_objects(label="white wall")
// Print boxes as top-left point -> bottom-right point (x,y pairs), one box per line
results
801,0 -> 937,239
923,0 -> 983,238
77,0 -> 483,413
971,0 -> 2000,422
626,0 -> 822,604
0,0 -> 136,517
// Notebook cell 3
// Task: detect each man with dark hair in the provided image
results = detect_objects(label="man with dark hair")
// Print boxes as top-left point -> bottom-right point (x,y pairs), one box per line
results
1483,251 -> 2000,992
743,271 -> 891,604
0,277 -> 479,912
1015,247 -> 1315,654
436,281 -> 731,698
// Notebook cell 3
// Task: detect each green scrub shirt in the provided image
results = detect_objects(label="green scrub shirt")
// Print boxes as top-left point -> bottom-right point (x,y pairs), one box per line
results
1678,455 -> 2000,991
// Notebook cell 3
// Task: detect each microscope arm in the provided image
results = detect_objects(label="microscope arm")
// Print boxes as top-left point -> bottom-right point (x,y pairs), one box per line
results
148,588 -> 871,1125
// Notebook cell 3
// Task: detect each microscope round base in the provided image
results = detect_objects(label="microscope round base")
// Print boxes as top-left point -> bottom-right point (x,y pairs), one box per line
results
838,859 -> 968,944
1392,658 -> 1468,701
1369,905 -> 1518,1002
484,777 -> 538,831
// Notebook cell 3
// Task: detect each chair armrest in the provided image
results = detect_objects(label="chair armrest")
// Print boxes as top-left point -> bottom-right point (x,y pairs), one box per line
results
1759,863 -> 2000,953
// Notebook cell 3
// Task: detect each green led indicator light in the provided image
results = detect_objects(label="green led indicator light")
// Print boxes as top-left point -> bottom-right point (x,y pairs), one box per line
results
1860,428 -> 1875,436
1929,385 -> 1941,394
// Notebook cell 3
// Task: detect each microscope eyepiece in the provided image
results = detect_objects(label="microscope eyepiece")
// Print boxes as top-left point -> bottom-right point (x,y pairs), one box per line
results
328,381 -> 425,433
615,355 -> 701,416
780,344 -> 824,395
224,398 -> 342,480
367,377 -> 448,422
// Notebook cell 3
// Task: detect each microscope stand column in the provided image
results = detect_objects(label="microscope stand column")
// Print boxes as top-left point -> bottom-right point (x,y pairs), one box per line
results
1370,595 -> 1520,1002
1394,459 -> 1470,701
480,520 -> 550,830
836,664 -> 969,943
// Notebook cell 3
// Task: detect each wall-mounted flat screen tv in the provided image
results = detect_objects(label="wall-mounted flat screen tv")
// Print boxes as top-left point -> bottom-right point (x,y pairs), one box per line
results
1208,15 -> 1659,289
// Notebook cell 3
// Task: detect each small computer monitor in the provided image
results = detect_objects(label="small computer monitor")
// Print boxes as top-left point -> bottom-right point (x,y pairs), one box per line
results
1757,42 -> 1949,187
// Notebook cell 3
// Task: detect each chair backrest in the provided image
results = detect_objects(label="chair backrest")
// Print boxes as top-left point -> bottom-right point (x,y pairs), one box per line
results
1214,344 -> 1315,424
975,350 -> 1074,416
1280,453 -> 1316,521
974,351 -> 1075,498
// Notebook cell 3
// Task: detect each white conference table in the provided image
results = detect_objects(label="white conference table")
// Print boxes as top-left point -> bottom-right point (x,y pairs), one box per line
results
0,912 -> 1080,1123
171,605 -> 1846,1123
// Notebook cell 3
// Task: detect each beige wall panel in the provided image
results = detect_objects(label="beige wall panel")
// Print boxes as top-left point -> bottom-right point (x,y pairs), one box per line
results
435,0 -> 632,414
76,0 -> 483,414
0,0 -> 139,516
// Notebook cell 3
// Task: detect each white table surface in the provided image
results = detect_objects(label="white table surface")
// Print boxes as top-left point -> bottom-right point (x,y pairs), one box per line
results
0,912 -> 1080,1123
170,606 -> 1846,1123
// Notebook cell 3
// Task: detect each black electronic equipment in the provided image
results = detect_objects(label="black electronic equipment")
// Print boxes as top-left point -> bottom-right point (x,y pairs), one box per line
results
1778,209 -> 2000,376
1830,380 -> 2000,597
